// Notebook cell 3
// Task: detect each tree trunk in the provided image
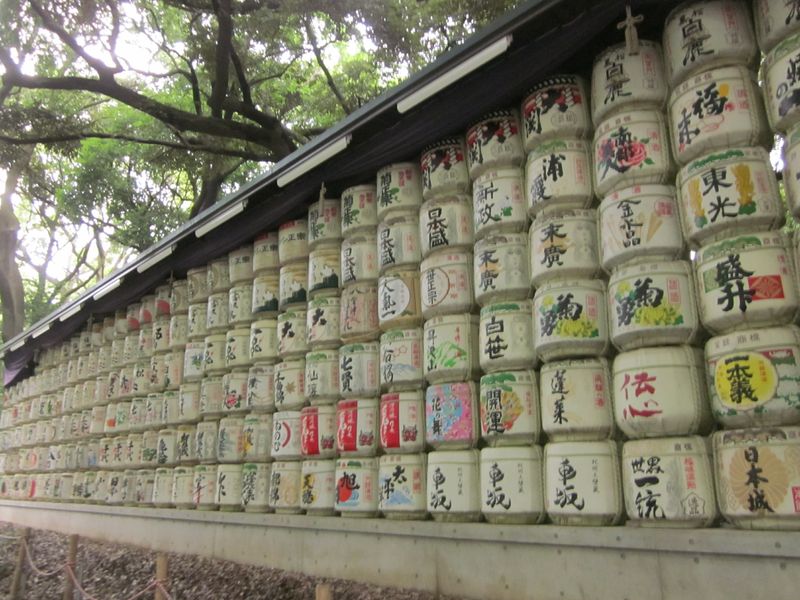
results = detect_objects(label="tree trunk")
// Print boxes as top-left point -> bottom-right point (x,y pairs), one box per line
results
0,148 -> 31,341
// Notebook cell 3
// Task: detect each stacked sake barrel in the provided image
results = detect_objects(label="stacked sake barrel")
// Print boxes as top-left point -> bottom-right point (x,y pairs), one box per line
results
459,108 -> 542,523
521,72 -> 619,525
669,0 -> 800,530
592,24 -> 720,527
293,194 -> 342,515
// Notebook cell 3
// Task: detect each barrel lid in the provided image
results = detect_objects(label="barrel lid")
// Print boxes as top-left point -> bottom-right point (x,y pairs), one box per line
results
592,39 -> 661,65
524,74 -> 584,98
421,137 -> 465,153
467,108 -> 519,130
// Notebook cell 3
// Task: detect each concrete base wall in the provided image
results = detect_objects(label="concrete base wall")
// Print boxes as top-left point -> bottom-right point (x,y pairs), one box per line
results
1,500 -> 798,599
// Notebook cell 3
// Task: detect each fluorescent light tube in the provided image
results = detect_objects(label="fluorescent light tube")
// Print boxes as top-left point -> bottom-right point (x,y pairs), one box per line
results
397,35 -> 513,113
31,324 -> 50,339
136,245 -> 175,273
59,303 -> 83,322
10,338 -> 26,351
195,201 -> 246,237
277,135 -> 352,187
93,278 -> 122,300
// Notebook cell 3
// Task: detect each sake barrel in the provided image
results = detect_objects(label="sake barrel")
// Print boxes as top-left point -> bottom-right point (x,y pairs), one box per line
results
151,317 -> 170,353
668,66 -> 770,165
695,231 -> 799,334
215,463 -> 243,511
151,467 -> 175,507
241,462 -> 271,512
169,314 -> 188,350
474,233 -> 529,305
186,267 -> 209,303
249,318 -> 278,364
207,258 -> 230,293
377,214 -> 421,274
339,283 -> 379,343
251,272 -> 280,315
420,138 -> 470,200
608,260 -> 702,350
340,185 -> 378,238
228,245 -> 253,284
199,375 -> 225,419
764,32 -> 800,133
277,310 -> 308,360
247,363 -> 275,413
308,244 -> 341,298
420,251 -> 474,318
300,404 -> 337,458
480,446 -> 545,524
172,466 -> 195,509
216,416 -> 245,463
225,327 -> 251,369
423,314 -> 480,384
754,0 -> 800,53
271,411 -> 302,460
378,453 -> 427,519
228,284 -> 253,326
336,398 -> 379,457
376,162 -> 423,222
533,279 -> 610,362
466,109 -> 525,180
192,464 -> 216,510
182,341 -> 205,383
522,74 -> 591,150
335,457 -> 379,517
663,0 -> 758,87
472,168 -> 527,240
622,436 -> 717,527
599,184 -> 685,271
273,359 -> 305,411
525,139 -> 593,217
307,197 -> 341,249
426,381 -> 479,449
544,440 -> 624,526
187,303 -> 208,339
176,424 -> 196,464
479,302 -> 535,372
136,327 -> 154,360
170,279 -> 189,315
178,383 -> 201,423
205,292 -> 229,333
341,234 -> 378,285
713,426 -> 800,529
252,231 -> 279,272
338,342 -> 379,398
613,346 -> 713,439
479,370 -> 539,446
305,297 -> 340,349
529,209 -> 599,288
300,459 -> 336,515
304,350 -> 339,404
705,326 -> 800,428
539,358 -> 615,442
378,270 -> 422,330
242,413 -> 273,463
221,369 -> 248,415
139,295 -> 156,326
379,391 -> 424,454
278,263 -> 308,310
156,428 -> 178,467
784,123 -> 800,220
202,333 -> 227,375
676,147 -> 783,247
380,328 -> 423,392
134,469 -> 155,506
591,40 -> 668,124
419,195 -> 474,257
278,219 -> 308,266
427,449 -> 481,522
593,109 -> 673,197
195,419 -> 218,464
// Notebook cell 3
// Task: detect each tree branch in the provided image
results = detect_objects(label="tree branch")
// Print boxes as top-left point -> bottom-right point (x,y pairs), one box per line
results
209,0 -> 233,118
305,20 -> 352,114
0,131 -> 271,161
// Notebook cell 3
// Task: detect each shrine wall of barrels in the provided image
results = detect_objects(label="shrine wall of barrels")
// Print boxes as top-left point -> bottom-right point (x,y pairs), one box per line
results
3,0 -> 800,534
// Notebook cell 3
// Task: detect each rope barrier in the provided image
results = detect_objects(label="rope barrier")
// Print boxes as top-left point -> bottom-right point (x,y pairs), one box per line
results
13,533 -> 175,600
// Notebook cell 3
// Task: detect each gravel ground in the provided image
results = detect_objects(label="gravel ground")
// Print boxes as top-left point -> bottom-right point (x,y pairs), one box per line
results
0,522 -> 466,600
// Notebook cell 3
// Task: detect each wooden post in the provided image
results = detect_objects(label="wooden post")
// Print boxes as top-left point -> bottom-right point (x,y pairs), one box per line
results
154,552 -> 168,600
9,527 -> 30,600
62,534 -> 78,600
315,582 -> 333,600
